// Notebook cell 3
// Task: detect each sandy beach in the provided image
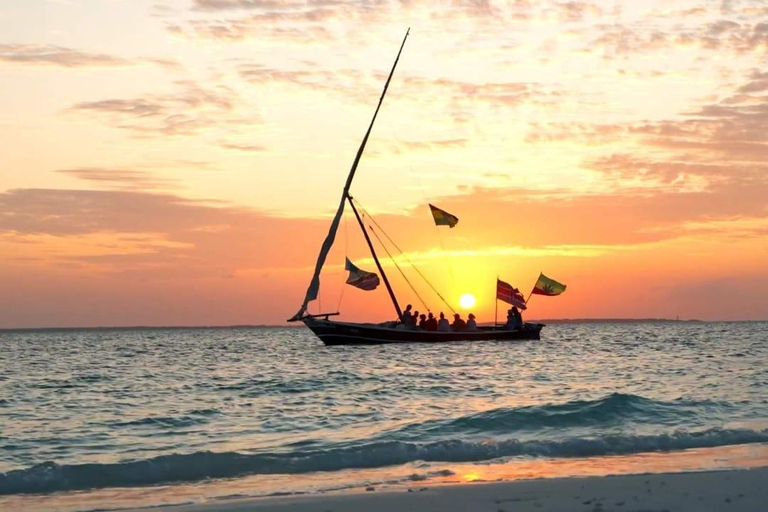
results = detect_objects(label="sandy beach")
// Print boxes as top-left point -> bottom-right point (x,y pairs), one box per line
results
128,467 -> 768,512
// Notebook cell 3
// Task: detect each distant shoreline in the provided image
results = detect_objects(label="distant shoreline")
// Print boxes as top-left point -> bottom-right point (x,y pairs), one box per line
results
3,318 -> 767,332
531,318 -> 705,324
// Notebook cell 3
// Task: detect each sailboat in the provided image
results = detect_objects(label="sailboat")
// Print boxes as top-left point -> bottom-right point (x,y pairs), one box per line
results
288,29 -> 544,345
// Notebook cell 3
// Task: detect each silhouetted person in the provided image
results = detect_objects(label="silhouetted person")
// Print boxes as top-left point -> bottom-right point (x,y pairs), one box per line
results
425,312 -> 438,331
401,304 -> 414,328
409,310 -> 420,329
451,313 -> 467,331
418,314 -> 427,330
506,306 -> 522,330
437,312 -> 451,332
466,313 -> 478,331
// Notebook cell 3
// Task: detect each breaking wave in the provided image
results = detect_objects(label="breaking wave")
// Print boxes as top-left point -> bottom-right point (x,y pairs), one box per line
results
3,427 -> 767,494
384,393 -> 733,438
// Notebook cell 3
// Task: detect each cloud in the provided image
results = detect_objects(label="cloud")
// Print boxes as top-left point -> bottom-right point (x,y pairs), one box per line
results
527,64 -> 768,175
0,188 -> 328,271
545,1 -> 602,22
738,70 -> 768,93
168,8 -> 337,42
401,138 -> 469,150
68,81 -> 249,136
171,1 -> 533,42
237,65 -> 364,96
588,154 -> 717,185
644,84 -> 768,162
2,181 -> 767,326
589,19 -> 768,58
0,180 -> 725,277
150,3 -> 181,18
56,168 -> 178,191
0,44 -> 180,69
0,44 -> 131,67
237,63 -> 563,121
192,0 -> 318,10
218,142 -> 267,151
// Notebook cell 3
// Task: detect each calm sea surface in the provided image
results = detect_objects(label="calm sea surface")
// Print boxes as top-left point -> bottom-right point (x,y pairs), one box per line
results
1,322 -> 767,509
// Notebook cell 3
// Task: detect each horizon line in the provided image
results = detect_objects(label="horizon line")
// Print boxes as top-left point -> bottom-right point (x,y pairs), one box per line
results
2,317 -> 767,332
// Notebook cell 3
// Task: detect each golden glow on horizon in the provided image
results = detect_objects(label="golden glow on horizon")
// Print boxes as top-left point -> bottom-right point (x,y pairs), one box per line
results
1,1 -> 768,326
462,471 -> 481,482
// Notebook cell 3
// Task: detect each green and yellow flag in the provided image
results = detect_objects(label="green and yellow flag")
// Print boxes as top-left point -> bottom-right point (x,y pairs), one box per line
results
429,204 -> 458,228
532,273 -> 566,296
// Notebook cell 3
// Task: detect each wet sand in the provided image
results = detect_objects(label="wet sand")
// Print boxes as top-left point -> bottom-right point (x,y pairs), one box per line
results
129,466 -> 768,512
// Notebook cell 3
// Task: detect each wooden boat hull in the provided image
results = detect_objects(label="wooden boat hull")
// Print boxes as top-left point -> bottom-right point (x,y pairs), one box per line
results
303,318 -> 543,346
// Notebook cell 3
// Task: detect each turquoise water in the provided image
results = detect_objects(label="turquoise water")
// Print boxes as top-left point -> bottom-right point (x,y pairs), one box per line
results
1,322 -> 767,503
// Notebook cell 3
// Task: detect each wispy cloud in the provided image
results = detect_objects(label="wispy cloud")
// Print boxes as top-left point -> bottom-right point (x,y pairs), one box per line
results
238,64 -> 564,119
588,19 -> 768,58
56,168 -> 178,191
357,244 -> 618,270
192,0 -> 289,10
401,138 -> 470,150
218,142 -> 267,152
543,1 -> 603,22
0,188 -> 330,276
170,0 -> 533,43
738,70 -> 768,93
0,44 -> 180,69
0,44 -> 131,67
68,81 -> 249,136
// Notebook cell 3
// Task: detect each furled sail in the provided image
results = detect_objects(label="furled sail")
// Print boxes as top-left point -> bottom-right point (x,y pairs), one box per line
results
288,29 -> 410,322
287,195 -> 347,322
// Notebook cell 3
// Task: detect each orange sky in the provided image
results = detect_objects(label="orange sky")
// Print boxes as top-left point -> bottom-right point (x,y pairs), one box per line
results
2,0 -> 768,327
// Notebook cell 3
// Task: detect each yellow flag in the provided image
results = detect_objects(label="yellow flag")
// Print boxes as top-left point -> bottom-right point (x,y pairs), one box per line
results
429,204 -> 458,228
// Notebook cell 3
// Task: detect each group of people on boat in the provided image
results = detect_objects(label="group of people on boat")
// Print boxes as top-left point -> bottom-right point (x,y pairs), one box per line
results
400,306 -> 476,331
398,304 -> 524,332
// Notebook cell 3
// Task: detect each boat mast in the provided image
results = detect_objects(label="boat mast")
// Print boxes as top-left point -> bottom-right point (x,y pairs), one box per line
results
289,29 -> 410,322
348,196 -> 403,320
340,28 -> 409,197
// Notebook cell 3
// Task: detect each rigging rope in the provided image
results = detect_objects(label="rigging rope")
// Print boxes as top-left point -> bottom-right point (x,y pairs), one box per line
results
380,108 -> 457,314
366,220 -> 430,313
383,105 -> 457,293
354,198 -> 456,315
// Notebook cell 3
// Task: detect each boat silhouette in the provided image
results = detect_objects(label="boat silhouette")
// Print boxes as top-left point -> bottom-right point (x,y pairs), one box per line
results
288,29 -> 543,345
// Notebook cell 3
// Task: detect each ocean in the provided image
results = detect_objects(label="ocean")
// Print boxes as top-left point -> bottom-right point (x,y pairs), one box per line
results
1,322 -> 767,511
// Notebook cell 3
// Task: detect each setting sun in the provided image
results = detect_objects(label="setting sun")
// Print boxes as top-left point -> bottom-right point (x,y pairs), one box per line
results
459,293 -> 476,310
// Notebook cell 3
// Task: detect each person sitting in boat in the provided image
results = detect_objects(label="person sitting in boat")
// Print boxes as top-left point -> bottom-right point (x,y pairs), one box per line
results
506,306 -> 523,330
437,312 -> 451,332
451,313 -> 467,331
418,314 -> 427,330
466,313 -> 478,331
400,304 -> 414,328
411,310 -> 420,329
425,312 -> 438,331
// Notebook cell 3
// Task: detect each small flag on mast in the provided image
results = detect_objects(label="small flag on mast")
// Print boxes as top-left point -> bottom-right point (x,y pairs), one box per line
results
531,273 -> 566,296
429,204 -> 459,228
497,279 -> 527,310
345,258 -> 380,291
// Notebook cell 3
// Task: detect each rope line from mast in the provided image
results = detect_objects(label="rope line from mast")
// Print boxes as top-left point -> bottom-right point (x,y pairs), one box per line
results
365,220 -> 430,313
353,198 -> 456,315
